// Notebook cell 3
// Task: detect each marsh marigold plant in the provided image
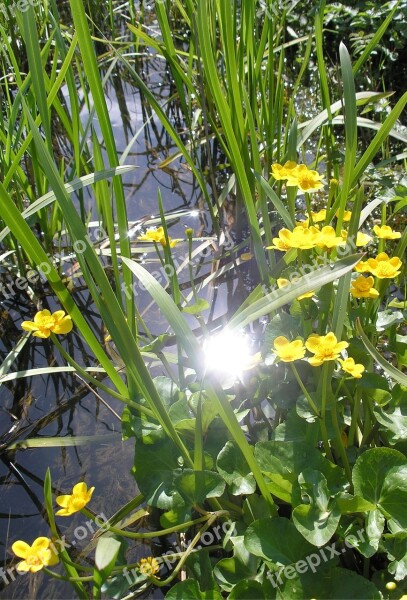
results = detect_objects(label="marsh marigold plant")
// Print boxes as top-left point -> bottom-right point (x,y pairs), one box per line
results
21,309 -> 72,338
306,332 -> 349,367
338,357 -> 365,379
355,252 -> 403,279
137,226 -> 178,247
273,336 -> 307,362
12,537 -> 59,572
56,482 -> 95,516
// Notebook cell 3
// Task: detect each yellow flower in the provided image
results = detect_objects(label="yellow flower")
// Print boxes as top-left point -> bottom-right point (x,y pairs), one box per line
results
338,357 -> 365,379
315,226 -> 346,249
268,226 -> 320,250
365,252 -> 402,279
341,231 -> 372,247
137,226 -> 178,247
286,164 -> 325,193
295,218 -> 310,228
267,235 -> 292,251
373,225 -> 401,240
277,278 -> 314,301
330,178 -> 339,187
12,537 -> 59,573
310,209 -> 326,223
356,232 -> 372,247
56,482 -> 95,516
138,556 -> 160,578
305,332 -> 349,367
271,161 -> 298,180
21,309 -> 72,339
350,276 -> 379,299
336,210 -> 352,222
273,336 -> 306,362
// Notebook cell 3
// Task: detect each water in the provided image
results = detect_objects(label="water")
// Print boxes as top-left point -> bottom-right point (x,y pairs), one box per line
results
0,31 -> 250,596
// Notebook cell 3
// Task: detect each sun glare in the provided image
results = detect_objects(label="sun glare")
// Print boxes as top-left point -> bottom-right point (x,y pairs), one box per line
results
203,330 -> 254,379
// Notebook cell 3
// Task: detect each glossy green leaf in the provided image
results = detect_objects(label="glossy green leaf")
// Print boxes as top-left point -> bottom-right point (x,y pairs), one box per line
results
174,470 -> 226,505
352,448 -> 406,504
292,470 -> 341,547
244,517 -> 314,564
254,441 -> 347,503
217,442 -> 256,496
165,580 -> 222,599
379,466 -> 407,528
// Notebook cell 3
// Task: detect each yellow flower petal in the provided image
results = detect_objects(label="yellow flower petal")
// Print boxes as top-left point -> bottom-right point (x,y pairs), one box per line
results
12,540 -> 30,559
72,482 -> 88,496
56,494 -> 71,508
52,317 -> 73,335
15,560 -> 30,572
21,321 -> 38,332
31,537 -> 51,552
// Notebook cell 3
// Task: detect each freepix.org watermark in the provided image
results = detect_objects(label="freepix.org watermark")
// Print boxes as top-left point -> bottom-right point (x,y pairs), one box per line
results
0,226 -> 107,301
0,0 -> 39,18
268,528 -> 366,588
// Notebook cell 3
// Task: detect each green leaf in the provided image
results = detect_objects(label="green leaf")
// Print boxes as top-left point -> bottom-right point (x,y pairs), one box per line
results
374,389 -> 407,444
244,517 -> 315,564
336,494 -> 376,514
214,546 -> 258,593
182,298 -> 210,314
365,510 -> 386,556
165,580 -> 222,599
174,470 -> 226,505
229,254 -> 363,330
292,470 -> 341,547
228,580 -> 265,599
358,372 -> 392,406
95,537 -> 121,574
379,466 -> 407,528
383,532 -> 407,581
356,319 -> 407,386
254,441 -> 347,503
133,439 -> 184,510
243,495 -> 276,525
160,506 -> 192,529
217,442 -> 257,496
376,309 -> 405,332
352,447 -> 406,504
276,567 -> 381,599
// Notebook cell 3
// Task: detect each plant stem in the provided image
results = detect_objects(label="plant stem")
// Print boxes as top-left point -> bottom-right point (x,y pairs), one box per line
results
290,363 -> 320,417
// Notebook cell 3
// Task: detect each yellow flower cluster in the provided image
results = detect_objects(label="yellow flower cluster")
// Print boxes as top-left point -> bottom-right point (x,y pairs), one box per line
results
271,162 -> 324,192
21,309 -> 72,339
355,252 -> 403,279
273,333 -> 364,378
268,225 -> 344,251
137,226 -> 178,247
